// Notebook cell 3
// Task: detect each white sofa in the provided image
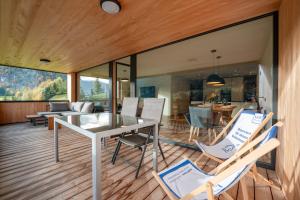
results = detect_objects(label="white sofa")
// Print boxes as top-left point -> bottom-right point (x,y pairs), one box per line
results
37,102 -> 95,116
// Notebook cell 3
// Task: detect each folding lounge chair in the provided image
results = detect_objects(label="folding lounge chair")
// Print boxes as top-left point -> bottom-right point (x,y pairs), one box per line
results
194,109 -> 273,163
152,123 -> 281,200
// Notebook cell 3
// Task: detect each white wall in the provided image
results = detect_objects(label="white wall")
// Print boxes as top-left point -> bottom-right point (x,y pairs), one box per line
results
258,33 -> 273,116
137,75 -> 172,116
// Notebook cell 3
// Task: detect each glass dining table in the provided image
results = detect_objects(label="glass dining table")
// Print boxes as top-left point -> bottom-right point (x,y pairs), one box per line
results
53,113 -> 159,200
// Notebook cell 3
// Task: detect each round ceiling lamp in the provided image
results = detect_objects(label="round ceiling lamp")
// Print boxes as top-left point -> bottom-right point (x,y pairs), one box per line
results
100,0 -> 121,14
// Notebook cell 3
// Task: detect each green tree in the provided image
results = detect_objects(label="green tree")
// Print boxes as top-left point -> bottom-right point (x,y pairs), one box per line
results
93,79 -> 103,94
91,89 -> 94,96
80,88 -> 86,100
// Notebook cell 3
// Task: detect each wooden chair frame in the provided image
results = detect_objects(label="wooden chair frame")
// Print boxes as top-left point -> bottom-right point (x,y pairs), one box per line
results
153,126 -> 281,200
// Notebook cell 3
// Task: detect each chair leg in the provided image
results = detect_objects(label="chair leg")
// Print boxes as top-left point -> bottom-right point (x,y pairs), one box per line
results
240,177 -> 249,200
208,128 -> 211,143
112,141 -> 122,164
158,141 -> 165,160
136,144 -> 147,178
189,126 -> 194,141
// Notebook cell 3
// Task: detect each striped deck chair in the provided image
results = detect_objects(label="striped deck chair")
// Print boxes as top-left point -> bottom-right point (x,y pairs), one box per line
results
152,123 -> 281,200
194,109 -> 273,163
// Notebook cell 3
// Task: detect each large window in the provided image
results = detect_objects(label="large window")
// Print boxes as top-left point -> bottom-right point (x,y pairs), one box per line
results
78,64 -> 111,111
0,65 -> 67,101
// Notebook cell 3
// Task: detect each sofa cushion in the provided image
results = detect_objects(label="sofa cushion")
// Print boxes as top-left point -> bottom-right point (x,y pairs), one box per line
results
81,102 -> 94,113
73,102 -> 84,112
70,102 -> 76,111
49,102 -> 70,112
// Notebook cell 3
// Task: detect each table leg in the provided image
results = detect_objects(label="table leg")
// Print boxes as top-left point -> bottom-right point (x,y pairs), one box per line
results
92,136 -> 102,200
54,120 -> 59,162
153,123 -> 158,172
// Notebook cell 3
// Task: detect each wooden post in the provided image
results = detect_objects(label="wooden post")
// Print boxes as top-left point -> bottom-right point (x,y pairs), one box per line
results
109,61 -> 117,114
67,72 -> 77,102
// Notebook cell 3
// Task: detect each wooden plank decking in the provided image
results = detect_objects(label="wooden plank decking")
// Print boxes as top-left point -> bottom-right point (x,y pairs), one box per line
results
0,123 -> 285,200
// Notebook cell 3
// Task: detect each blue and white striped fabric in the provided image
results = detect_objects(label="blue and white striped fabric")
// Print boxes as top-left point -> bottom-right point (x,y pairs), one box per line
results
158,125 -> 279,200
196,111 -> 266,159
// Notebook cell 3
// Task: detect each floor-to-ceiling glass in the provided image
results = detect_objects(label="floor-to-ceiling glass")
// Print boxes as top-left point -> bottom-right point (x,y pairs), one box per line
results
136,15 -> 276,168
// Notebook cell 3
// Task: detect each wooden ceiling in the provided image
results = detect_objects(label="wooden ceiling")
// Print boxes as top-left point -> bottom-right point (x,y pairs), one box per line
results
0,0 -> 280,73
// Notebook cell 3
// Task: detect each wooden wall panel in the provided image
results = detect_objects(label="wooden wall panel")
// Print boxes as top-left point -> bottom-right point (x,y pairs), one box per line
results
0,102 -> 48,124
277,0 -> 300,199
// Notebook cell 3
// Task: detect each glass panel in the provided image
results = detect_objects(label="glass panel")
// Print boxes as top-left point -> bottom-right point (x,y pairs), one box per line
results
0,65 -> 67,101
78,63 -> 111,112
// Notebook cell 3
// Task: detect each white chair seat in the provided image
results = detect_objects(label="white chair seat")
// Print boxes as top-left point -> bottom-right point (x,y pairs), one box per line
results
195,111 -> 266,160
158,159 -> 247,200
195,139 -> 237,159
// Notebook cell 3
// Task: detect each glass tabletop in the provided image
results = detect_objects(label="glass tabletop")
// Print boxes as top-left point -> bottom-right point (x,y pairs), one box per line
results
57,113 -> 156,133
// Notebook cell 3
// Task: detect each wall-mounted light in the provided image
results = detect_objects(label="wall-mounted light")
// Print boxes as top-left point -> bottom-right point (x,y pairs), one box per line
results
100,0 -> 121,14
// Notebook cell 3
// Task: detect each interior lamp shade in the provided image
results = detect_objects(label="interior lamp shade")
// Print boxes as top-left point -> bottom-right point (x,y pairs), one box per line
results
206,74 -> 222,85
213,77 -> 225,86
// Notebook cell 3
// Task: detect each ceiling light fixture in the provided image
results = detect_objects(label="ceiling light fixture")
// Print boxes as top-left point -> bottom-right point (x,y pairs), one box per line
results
213,56 -> 225,87
121,78 -> 129,82
40,58 -> 51,64
206,50 -> 222,85
100,0 -> 121,14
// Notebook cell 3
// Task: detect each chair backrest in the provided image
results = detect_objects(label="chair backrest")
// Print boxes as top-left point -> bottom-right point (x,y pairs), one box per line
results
120,97 -> 139,117
213,124 -> 279,195
222,110 -> 266,150
141,98 -> 165,123
189,106 -> 212,128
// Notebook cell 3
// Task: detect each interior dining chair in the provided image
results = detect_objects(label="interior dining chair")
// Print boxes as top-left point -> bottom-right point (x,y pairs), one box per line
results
189,106 -> 213,142
112,98 -> 166,178
152,123 -> 281,200
120,97 -> 139,117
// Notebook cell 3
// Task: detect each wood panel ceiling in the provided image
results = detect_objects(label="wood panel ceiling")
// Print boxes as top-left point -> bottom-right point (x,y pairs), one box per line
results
0,0 -> 280,73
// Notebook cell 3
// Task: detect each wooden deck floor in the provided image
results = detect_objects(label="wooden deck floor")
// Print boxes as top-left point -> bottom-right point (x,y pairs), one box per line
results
0,123 -> 285,200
